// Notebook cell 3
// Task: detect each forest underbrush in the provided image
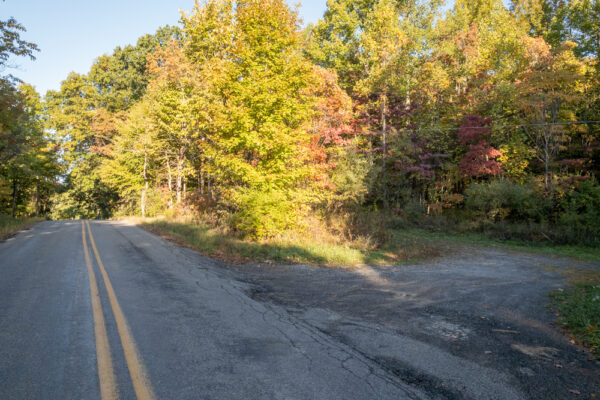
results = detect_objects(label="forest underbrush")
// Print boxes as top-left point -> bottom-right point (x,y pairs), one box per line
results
122,196 -> 600,266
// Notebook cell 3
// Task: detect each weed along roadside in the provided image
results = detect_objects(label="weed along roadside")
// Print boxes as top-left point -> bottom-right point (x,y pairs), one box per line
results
550,270 -> 600,358
124,216 -> 448,267
0,216 -> 45,241
124,215 -> 600,267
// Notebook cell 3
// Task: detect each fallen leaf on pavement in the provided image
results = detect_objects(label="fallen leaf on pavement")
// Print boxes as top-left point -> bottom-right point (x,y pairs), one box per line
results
492,329 -> 520,334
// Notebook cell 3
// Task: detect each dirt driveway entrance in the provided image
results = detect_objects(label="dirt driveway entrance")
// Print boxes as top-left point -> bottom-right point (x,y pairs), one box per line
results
230,247 -> 600,399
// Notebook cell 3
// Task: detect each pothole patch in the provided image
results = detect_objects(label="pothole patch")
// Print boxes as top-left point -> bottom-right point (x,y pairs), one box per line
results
421,316 -> 471,341
511,343 -> 558,360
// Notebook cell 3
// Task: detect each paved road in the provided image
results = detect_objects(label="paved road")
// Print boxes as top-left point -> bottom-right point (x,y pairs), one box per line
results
0,220 -> 598,399
0,220 -> 427,399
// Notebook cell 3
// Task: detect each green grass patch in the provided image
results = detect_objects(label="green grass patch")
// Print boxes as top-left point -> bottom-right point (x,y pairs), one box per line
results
399,228 -> 600,262
0,215 -> 44,240
550,272 -> 600,356
130,217 -> 446,267
128,217 -> 599,266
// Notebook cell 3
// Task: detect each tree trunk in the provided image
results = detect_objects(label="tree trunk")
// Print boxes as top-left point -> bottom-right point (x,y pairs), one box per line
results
200,170 -> 205,196
166,155 -> 173,209
11,178 -> 17,218
141,182 -> 148,218
176,147 -> 185,204
380,95 -> 388,210
141,152 -> 148,218
544,136 -> 550,191
35,177 -> 40,217
176,169 -> 182,205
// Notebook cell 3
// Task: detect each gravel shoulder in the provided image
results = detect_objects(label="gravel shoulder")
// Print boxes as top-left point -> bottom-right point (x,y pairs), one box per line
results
225,247 -> 600,399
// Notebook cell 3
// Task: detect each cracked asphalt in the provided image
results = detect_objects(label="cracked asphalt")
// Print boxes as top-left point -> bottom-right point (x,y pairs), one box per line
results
1,220 -> 598,399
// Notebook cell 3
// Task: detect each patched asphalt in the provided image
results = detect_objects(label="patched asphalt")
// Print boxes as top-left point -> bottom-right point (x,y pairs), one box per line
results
1,220 -> 598,399
230,248 -> 600,399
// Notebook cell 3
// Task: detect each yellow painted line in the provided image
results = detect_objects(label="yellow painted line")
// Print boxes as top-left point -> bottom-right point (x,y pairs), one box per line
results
86,220 -> 156,400
82,221 -> 119,400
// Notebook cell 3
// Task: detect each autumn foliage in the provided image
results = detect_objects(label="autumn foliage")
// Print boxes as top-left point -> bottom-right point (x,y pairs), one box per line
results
7,0 -> 597,245
458,115 -> 503,178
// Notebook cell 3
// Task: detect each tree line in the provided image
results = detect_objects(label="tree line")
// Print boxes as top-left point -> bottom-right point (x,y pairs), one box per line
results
0,15 -> 58,218
2,0 -> 600,244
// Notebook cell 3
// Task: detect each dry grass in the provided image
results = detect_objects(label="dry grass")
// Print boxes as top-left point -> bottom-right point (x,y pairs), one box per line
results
122,216 -> 446,267
0,216 -> 44,241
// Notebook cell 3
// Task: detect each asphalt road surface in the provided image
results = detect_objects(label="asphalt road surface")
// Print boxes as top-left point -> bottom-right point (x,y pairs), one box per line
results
1,220 -> 598,399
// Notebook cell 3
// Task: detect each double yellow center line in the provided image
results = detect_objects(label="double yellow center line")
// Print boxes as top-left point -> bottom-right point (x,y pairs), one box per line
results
82,220 -> 156,400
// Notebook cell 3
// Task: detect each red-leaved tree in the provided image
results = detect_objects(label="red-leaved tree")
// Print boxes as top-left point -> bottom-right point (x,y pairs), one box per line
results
458,115 -> 502,178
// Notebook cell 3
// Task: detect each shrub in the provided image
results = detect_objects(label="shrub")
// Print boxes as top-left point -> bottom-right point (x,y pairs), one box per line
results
231,190 -> 301,239
144,187 -> 170,218
479,220 -> 550,242
464,179 -> 545,222
403,200 -> 427,221
557,181 -> 600,245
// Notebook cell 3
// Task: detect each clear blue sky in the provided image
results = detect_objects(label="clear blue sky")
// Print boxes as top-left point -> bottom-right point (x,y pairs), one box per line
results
2,0 -> 328,96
